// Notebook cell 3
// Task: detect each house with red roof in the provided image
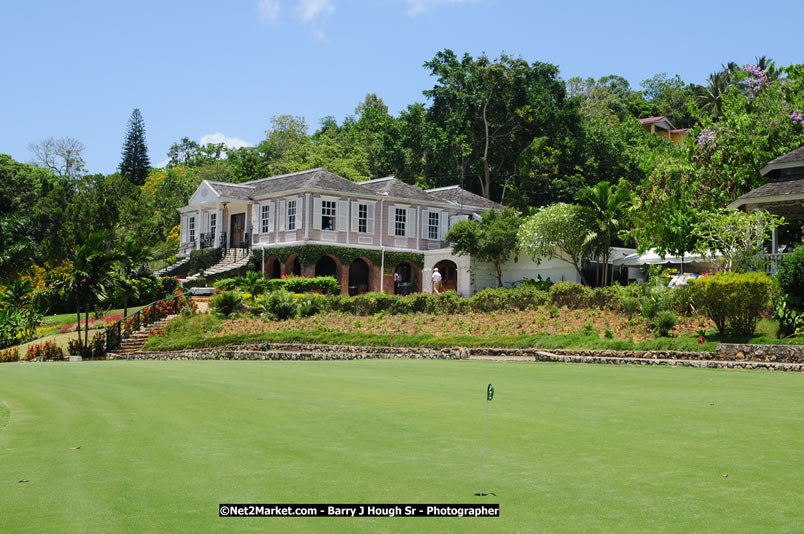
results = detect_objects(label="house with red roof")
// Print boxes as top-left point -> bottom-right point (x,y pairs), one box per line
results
639,116 -> 688,144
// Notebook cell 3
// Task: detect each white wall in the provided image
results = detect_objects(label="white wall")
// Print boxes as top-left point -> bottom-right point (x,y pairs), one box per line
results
470,255 -> 582,292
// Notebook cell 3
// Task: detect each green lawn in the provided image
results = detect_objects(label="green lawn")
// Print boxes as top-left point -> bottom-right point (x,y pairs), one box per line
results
1,360 -> 802,533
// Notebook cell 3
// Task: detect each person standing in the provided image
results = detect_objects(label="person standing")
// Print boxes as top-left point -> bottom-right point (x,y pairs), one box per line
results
432,267 -> 442,294
393,270 -> 400,294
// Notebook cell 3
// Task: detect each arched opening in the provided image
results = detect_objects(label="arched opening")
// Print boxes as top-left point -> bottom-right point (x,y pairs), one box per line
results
315,255 -> 337,278
265,257 -> 281,279
348,259 -> 370,296
394,262 -> 416,295
434,260 -> 458,293
285,255 -> 301,277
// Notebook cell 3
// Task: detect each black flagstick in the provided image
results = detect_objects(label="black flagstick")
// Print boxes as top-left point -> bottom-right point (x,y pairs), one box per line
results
476,383 -> 494,496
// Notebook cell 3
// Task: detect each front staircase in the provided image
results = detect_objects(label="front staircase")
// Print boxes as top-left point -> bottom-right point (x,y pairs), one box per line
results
115,314 -> 178,355
185,248 -> 252,281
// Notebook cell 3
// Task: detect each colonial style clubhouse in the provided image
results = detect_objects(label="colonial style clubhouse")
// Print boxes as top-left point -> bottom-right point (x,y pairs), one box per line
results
176,168 -> 587,296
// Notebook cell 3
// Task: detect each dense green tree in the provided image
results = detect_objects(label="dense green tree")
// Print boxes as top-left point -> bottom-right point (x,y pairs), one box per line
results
0,215 -> 36,282
119,108 -> 151,185
445,208 -> 521,287
422,49 -> 580,204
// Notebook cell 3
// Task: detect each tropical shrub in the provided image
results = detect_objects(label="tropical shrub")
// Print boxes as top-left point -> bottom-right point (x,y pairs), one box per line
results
772,293 -> 803,338
427,291 -> 468,314
690,272 -> 773,335
352,292 -> 398,315
549,282 -> 590,308
776,246 -> 804,308
652,310 -> 677,337
586,286 -> 620,310
254,290 -> 299,320
211,292 -> 243,318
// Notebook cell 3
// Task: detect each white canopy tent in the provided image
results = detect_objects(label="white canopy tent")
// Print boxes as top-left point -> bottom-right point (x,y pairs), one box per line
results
613,248 -> 715,274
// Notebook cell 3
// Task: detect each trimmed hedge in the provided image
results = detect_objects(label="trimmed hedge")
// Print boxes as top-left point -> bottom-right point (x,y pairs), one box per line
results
214,276 -> 340,295
690,272 -> 772,335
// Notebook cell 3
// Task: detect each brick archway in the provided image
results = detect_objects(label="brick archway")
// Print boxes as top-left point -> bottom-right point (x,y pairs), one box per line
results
393,261 -> 422,295
263,256 -> 281,279
283,254 -> 301,277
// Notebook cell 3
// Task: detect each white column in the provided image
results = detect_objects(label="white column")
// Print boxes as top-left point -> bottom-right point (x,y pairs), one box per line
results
215,204 -> 222,248
772,227 -> 779,254
195,209 -> 201,250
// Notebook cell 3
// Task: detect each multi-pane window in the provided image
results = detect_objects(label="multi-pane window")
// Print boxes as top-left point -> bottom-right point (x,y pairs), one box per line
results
188,216 -> 196,242
287,200 -> 297,231
358,204 -> 368,233
394,208 -> 407,237
261,205 -> 270,233
321,200 -> 336,231
209,213 -> 216,237
428,212 -> 440,240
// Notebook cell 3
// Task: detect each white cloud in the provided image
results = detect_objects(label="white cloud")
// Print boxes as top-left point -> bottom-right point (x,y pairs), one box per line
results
297,0 -> 334,22
405,0 -> 472,17
257,0 -> 280,23
200,132 -> 251,149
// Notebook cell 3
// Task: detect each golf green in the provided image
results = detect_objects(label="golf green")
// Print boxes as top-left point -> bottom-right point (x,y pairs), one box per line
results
1,360 -> 802,533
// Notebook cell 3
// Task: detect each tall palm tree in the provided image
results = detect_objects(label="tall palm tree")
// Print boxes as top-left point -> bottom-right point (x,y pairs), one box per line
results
72,231 -> 123,352
576,181 -> 632,286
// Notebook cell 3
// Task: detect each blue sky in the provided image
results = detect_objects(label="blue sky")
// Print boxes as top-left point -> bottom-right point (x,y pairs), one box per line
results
2,0 -> 803,174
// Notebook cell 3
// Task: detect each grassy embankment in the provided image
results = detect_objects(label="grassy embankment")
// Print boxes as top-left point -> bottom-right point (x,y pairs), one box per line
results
143,313 -> 802,353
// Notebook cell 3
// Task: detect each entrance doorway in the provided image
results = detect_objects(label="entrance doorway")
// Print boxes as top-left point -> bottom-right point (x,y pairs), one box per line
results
394,262 -> 414,295
348,259 -> 370,296
434,260 -> 457,292
230,213 -> 246,248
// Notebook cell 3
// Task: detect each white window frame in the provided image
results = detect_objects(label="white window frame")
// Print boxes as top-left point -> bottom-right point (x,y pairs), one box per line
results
261,205 -> 270,233
321,200 -> 337,231
188,216 -> 196,242
394,207 -> 407,237
358,204 -> 368,233
286,200 -> 297,231
209,213 -> 216,238
428,211 -> 440,240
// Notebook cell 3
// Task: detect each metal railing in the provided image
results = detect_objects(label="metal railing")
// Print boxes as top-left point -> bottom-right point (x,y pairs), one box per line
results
104,291 -> 191,354
144,251 -> 180,274
761,253 -> 789,274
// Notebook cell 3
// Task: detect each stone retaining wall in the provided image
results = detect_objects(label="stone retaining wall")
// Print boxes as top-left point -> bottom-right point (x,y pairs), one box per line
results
530,351 -> 804,372
108,347 -> 468,361
106,342 -> 804,371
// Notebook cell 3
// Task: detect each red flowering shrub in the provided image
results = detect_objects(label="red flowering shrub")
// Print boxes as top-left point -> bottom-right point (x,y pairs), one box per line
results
0,346 -> 20,362
26,340 -> 64,361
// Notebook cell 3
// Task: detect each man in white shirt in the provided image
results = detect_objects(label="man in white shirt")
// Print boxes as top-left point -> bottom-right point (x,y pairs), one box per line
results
432,267 -> 442,294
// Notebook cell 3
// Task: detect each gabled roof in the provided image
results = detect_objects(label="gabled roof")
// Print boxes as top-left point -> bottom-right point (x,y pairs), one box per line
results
250,168 -> 370,198
732,176 -> 804,200
639,116 -> 676,131
359,176 -> 436,203
206,181 -> 254,201
760,145 -> 804,176
425,185 -> 503,211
